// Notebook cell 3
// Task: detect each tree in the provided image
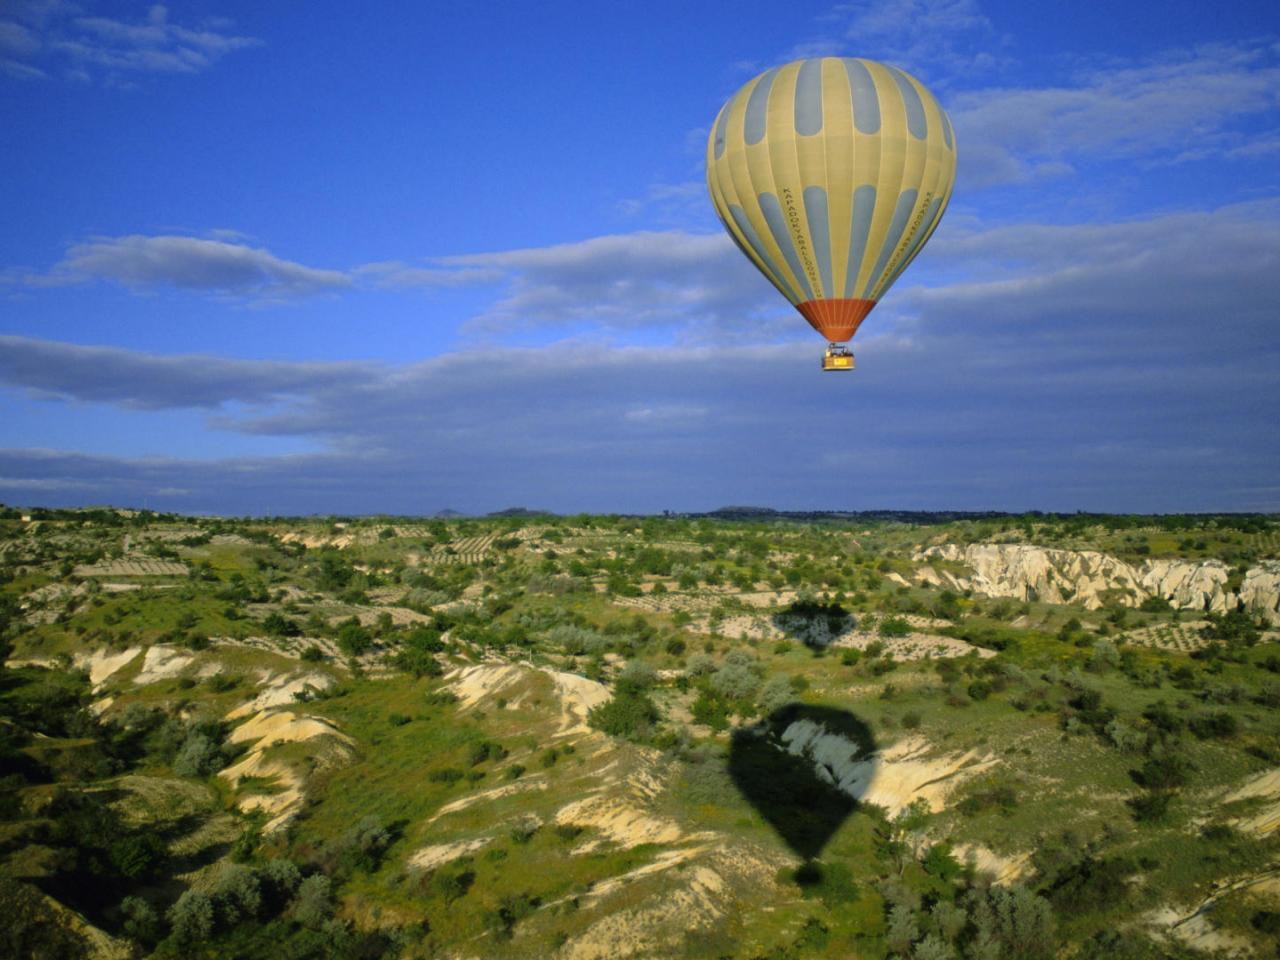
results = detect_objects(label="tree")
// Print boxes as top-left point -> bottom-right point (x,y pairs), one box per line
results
262,858 -> 302,903
261,612 -> 300,637
167,889 -> 214,944
971,884 -> 1056,959
710,663 -> 760,702
685,653 -> 716,677
292,875 -> 332,929
931,900 -> 967,941
118,895 -> 160,946
336,618 -> 373,657
589,687 -> 659,740
212,863 -> 262,924
393,628 -> 444,678
885,903 -> 920,954
173,731 -> 223,777
757,675 -> 793,715
913,933 -> 956,960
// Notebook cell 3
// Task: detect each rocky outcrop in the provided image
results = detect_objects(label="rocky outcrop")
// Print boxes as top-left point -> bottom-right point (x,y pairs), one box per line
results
914,545 -> 1279,622
1139,559 -> 1231,615
1239,561 -> 1280,623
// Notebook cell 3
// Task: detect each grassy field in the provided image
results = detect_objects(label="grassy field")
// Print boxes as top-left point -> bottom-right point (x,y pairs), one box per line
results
1,508 -> 1278,959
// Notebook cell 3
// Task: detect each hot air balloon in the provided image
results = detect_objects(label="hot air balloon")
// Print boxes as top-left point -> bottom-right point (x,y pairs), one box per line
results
706,58 -> 956,370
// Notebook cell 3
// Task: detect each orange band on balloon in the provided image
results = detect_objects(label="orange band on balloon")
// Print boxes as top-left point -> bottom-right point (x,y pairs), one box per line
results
795,299 -> 876,343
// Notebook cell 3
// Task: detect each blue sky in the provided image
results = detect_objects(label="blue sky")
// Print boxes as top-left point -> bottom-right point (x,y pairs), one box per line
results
1,0 -> 1278,515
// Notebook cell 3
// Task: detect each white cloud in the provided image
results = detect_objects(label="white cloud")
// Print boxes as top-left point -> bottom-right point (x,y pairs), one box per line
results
799,0 -> 1008,79
2,198 -> 1276,513
953,42 -> 1280,187
1,2 -> 259,82
0,335 -> 374,410
53,234 -> 350,300
616,181 -> 709,224
431,230 -> 789,338
355,261 -> 505,289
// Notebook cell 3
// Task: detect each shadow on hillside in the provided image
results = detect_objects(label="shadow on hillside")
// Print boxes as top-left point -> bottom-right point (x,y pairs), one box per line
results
771,599 -> 856,649
728,703 -> 877,861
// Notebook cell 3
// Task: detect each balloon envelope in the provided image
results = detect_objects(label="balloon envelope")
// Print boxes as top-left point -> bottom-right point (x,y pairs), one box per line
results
706,58 -> 957,343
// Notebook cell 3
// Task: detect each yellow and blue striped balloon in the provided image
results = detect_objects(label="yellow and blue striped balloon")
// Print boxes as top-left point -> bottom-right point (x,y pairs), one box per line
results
707,58 -> 956,343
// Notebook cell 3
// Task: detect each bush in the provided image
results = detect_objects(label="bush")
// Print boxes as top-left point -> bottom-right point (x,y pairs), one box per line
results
879,617 -> 911,637
958,783 -> 1018,815
486,892 -> 540,941
967,679 -> 993,701
1142,700 -> 1184,733
466,740 -> 506,765
118,895 -> 160,945
971,885 -> 1056,959
207,673 -> 239,693
757,676 -> 793,716
167,889 -> 214,944
212,863 -> 262,924
262,612 -> 300,637
292,875 -> 332,928
1104,719 -> 1147,752
1045,856 -> 1135,916
617,661 -> 657,691
710,662 -> 761,702
690,689 -> 730,731
1128,790 -> 1173,823
262,858 -> 302,902
1201,609 -> 1262,646
588,688 -> 658,740
510,822 -> 539,844
1188,710 -> 1238,739
1132,753 -> 1193,790
108,832 -> 166,879
432,866 -> 474,904
173,731 -> 225,778
685,652 -> 716,677
336,618 -> 373,657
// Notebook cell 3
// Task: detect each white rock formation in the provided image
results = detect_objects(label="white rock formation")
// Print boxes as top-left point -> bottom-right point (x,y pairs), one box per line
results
777,723 -> 996,816
1139,559 -> 1231,615
915,545 -> 1280,622
1239,561 -> 1280,623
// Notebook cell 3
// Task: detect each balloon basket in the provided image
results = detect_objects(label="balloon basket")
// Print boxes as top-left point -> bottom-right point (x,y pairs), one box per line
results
822,344 -> 854,372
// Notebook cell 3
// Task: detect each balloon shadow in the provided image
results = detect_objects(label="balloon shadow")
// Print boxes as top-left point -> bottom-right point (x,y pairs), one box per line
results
728,703 -> 878,861
771,599 -> 856,650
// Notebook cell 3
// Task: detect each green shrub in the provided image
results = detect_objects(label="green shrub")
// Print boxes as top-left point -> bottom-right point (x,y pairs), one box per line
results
690,689 -> 730,731
967,679 -> 993,701
1132,753 -> 1193,790
879,617 -> 911,637
1129,790 -> 1173,823
1188,710 -> 1238,739
336,618 -> 373,657
432,866 -> 475,903
588,688 -> 658,740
